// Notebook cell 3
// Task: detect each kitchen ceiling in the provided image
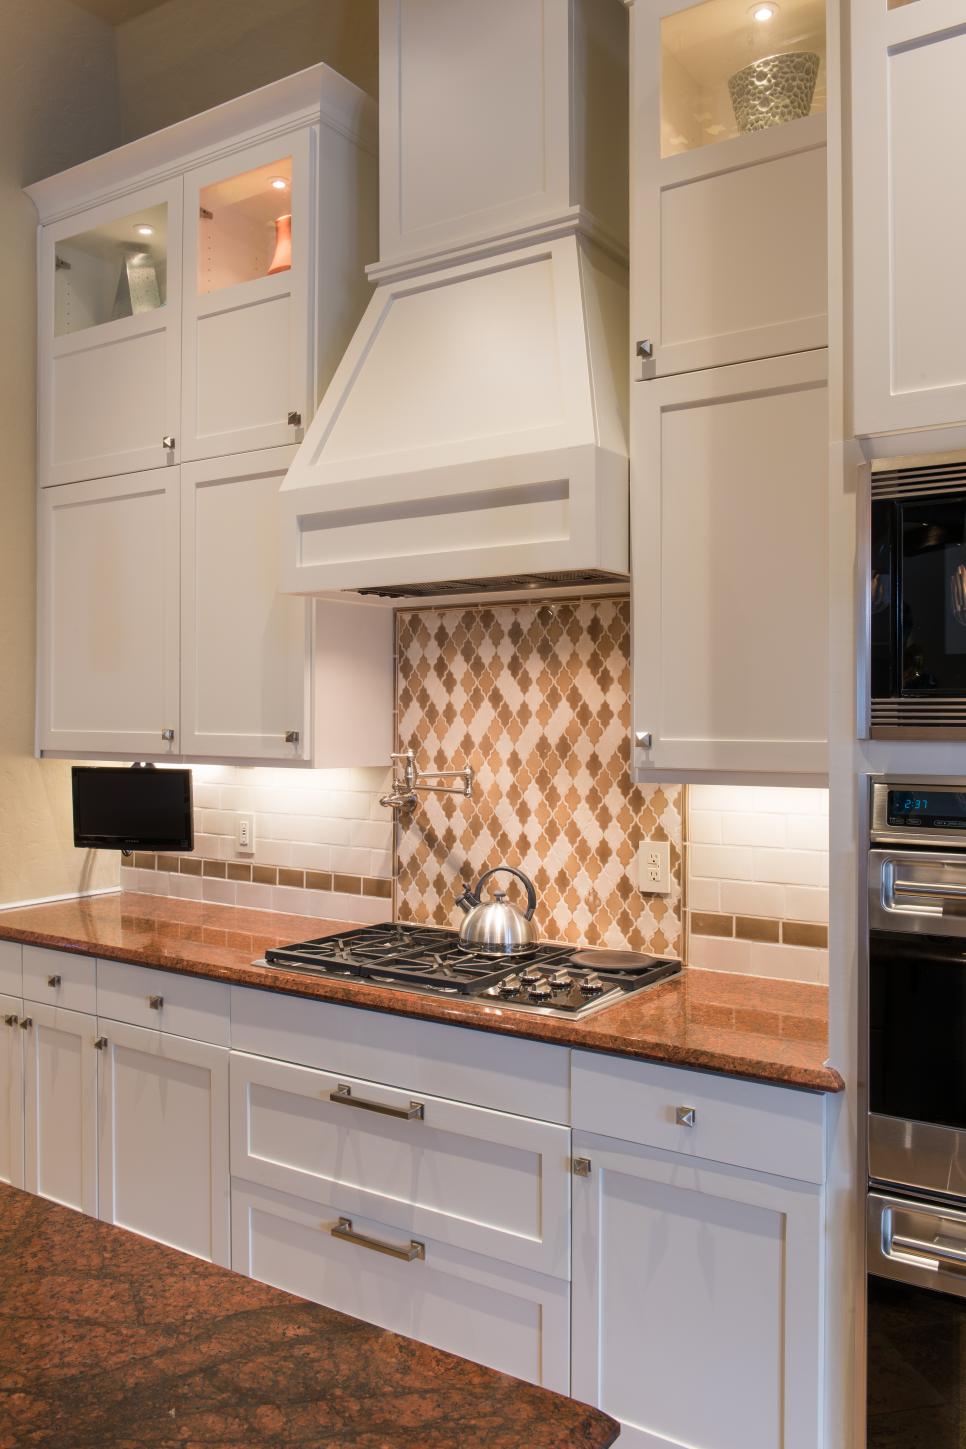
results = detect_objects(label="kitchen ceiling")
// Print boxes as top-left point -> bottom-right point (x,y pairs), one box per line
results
69,0 -> 170,25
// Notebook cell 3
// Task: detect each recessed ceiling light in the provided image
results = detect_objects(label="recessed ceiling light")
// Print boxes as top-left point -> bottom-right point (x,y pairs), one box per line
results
135,224 -> 154,236
269,177 -> 288,191
751,2 -> 778,18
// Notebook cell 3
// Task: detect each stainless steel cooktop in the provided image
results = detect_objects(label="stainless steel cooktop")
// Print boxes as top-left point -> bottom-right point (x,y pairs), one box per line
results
259,922 -> 681,1019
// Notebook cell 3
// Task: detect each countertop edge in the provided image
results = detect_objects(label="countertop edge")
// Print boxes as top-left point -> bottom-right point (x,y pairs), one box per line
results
0,913 -> 845,1094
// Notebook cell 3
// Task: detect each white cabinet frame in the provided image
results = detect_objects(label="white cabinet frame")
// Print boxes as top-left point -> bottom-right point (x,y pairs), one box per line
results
23,1002 -> 98,1216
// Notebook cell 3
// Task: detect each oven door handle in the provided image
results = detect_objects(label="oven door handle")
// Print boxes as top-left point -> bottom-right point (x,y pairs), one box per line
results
891,878 -> 966,903
890,1229 -> 966,1269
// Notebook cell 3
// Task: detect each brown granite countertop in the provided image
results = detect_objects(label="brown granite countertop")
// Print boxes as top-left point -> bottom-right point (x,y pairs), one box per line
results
0,1183 -> 618,1449
0,892 -> 843,1092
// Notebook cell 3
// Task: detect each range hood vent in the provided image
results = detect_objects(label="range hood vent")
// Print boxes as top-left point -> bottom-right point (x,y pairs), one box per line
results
279,0 -> 630,603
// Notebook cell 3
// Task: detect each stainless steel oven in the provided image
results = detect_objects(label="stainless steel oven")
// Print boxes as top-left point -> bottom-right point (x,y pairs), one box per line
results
871,450 -> 966,737
867,777 -> 966,1446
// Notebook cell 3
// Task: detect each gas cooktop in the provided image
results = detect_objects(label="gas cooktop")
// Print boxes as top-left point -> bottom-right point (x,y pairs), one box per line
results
260,922 -> 681,1019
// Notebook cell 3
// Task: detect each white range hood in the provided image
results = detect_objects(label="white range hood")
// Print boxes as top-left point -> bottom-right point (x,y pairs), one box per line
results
279,0 -> 629,601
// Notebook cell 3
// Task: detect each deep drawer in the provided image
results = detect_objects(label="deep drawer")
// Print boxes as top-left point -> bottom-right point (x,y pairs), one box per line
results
96,958 -> 230,1046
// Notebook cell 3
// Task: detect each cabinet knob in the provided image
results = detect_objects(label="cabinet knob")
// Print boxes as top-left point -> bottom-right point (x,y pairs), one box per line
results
287,411 -> 302,428
148,995 -> 164,1011
94,1037 -> 108,1050
675,1106 -> 696,1128
20,1018 -> 33,1031
572,1157 -> 592,1177
46,975 -> 61,988
162,435 -> 175,451
635,731 -> 652,749
4,1014 -> 19,1027
285,730 -> 300,746
161,728 -> 175,742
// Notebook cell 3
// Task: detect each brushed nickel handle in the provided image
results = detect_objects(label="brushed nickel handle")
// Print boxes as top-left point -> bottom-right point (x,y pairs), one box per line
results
287,411 -> 302,427
94,1037 -> 108,1050
20,1018 -> 33,1030
330,1217 -> 425,1262
893,879 -> 966,901
46,975 -> 62,988
162,435 -> 175,450
330,1083 -> 424,1121
675,1106 -> 696,1128
284,730 -> 300,746
573,1157 -> 592,1177
161,728 -> 175,742
891,1231 -> 966,1268
635,731 -> 653,749
148,995 -> 164,1010
4,1015 -> 19,1027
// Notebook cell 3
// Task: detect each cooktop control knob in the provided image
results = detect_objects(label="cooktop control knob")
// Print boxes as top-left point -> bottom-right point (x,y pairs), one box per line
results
579,974 -> 605,997
499,975 -> 522,998
550,970 -> 572,992
519,965 -> 543,984
528,980 -> 553,1002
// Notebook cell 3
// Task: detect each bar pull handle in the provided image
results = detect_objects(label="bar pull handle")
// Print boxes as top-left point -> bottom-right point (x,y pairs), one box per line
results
893,879 -> 966,902
890,1230 -> 966,1269
330,1083 -> 424,1121
330,1217 -> 425,1262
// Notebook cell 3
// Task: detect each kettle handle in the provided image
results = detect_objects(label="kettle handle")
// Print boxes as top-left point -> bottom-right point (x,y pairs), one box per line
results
474,867 -> 537,921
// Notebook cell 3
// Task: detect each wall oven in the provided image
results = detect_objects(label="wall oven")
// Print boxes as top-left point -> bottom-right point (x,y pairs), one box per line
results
871,450 -> 966,737
867,778 -> 966,1446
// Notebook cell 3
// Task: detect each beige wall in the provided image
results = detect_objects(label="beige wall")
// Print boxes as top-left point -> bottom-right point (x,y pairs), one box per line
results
116,0 -> 378,142
0,0 -> 122,904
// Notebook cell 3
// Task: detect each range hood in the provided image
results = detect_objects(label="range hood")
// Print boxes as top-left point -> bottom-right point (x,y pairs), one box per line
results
279,0 -> 629,601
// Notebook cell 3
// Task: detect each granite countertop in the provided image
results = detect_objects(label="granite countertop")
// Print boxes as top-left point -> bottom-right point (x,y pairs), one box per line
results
0,1183 -> 618,1449
0,892 -> 843,1092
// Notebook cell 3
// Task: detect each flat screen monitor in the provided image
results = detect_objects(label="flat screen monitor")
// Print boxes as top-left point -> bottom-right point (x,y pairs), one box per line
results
72,767 -> 193,852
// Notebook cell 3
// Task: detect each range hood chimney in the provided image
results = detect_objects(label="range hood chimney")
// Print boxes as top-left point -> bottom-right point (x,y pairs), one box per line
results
279,0 -> 629,601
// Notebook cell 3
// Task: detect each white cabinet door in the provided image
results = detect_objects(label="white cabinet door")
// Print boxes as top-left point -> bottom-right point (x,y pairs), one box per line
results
632,349 -> 828,780
852,0 -> 966,439
22,1002 -> 98,1215
38,469 -> 181,757
97,1018 -> 230,1266
571,1131 -> 824,1449
180,447 -> 310,761
630,0 -> 827,377
39,179 -> 182,487
232,1179 -> 571,1393
0,997 -> 24,1190
181,130 -> 313,462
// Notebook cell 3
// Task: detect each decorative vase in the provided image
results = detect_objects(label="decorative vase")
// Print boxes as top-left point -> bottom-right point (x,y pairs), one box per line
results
267,213 -> 292,275
728,51 -> 820,134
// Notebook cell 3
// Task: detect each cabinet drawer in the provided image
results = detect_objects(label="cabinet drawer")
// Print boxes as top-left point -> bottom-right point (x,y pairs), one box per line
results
0,941 -> 22,997
232,1179 -> 570,1393
23,946 -> 96,1014
571,1052 -> 825,1185
96,959 -> 229,1046
230,1051 -> 571,1278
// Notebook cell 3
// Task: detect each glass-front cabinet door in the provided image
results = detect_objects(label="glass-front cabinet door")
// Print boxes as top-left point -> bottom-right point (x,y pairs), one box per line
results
630,0 -> 828,376
180,129 -> 314,461
38,179 -> 182,486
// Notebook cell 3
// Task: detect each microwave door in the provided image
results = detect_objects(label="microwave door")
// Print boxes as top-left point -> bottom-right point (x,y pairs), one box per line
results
899,498 -> 966,696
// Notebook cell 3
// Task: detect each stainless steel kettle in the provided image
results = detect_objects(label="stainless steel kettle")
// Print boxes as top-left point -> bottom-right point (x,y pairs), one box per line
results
455,867 -> 538,956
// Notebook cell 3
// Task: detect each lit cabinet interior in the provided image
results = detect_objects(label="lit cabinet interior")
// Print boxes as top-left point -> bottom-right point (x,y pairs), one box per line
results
197,156 -> 293,295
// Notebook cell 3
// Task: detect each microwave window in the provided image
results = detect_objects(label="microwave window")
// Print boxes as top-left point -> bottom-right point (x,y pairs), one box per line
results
899,499 -> 966,695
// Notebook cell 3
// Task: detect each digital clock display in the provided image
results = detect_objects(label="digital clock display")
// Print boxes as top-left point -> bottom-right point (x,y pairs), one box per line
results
887,790 -> 966,829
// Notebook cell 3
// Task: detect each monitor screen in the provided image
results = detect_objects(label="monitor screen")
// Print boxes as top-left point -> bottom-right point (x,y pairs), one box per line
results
72,767 -> 193,852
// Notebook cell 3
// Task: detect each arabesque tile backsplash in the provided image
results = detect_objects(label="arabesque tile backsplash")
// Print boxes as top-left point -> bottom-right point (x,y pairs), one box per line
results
395,598 -> 683,955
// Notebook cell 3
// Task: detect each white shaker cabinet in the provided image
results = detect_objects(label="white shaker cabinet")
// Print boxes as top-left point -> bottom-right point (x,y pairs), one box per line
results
571,1130 -> 824,1449
851,0 -> 966,442
181,130 -> 314,462
38,180 -> 182,487
22,1002 -> 98,1216
97,1019 -> 230,1266
0,1001 -> 25,1190
632,349 -> 829,781
629,0 -> 827,378
180,447 -> 310,761
37,469 -> 181,757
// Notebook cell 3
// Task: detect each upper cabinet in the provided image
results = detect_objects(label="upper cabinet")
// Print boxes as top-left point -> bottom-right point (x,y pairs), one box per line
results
39,180 -> 183,486
851,0 -> 966,443
29,65 -> 378,487
631,0 -> 828,377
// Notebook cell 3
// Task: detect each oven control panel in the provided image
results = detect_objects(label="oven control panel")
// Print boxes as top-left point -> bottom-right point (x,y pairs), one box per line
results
873,779 -> 966,846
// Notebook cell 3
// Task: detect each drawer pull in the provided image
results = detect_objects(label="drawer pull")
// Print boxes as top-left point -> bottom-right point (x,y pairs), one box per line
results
46,975 -> 62,988
675,1106 -> 697,1128
331,1216 -> 425,1262
330,1083 -> 425,1121
148,995 -> 164,1010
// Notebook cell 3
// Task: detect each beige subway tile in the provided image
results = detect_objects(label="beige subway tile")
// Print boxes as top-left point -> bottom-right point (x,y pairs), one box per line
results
155,854 -> 181,874
735,916 -> 780,943
782,920 -> 829,949
252,865 -> 278,886
202,860 -> 227,879
227,863 -> 252,883
690,911 -> 734,938
179,857 -> 203,877
363,877 -> 393,899
333,873 -> 362,895
278,868 -> 305,889
306,870 -> 333,892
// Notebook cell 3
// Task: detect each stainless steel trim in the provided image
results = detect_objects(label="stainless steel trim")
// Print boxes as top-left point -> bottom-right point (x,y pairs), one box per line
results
870,700 -> 966,738
675,1106 -> 697,1128
330,1083 -> 425,1121
871,779 -> 966,849
869,848 -> 966,936
869,1191 -> 966,1299
330,1217 -> 425,1262
870,1114 -> 966,1200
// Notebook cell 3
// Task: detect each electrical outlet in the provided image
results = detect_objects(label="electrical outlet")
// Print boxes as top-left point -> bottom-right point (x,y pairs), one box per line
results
637,840 -> 671,895
236,813 -> 255,855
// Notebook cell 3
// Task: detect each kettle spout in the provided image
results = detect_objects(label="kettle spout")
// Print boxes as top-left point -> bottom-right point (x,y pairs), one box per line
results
455,886 -> 480,915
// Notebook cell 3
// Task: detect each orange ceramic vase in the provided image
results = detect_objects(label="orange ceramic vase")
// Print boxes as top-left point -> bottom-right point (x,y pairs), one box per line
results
267,213 -> 292,275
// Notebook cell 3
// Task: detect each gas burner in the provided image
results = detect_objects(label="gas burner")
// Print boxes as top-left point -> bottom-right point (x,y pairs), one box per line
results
261,924 -> 681,1019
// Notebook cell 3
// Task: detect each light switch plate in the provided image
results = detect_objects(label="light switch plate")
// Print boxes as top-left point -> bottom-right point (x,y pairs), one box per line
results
637,840 -> 671,895
236,813 -> 255,855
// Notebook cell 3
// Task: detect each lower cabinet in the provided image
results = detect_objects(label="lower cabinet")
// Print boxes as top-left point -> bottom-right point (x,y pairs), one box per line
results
22,1002 -> 98,1215
571,1130 -> 824,1449
0,998 -> 24,1189
97,1019 -> 230,1266
232,1179 -> 571,1393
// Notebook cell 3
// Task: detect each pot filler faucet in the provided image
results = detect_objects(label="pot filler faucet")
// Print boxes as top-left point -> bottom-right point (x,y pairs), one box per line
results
379,749 -> 474,815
